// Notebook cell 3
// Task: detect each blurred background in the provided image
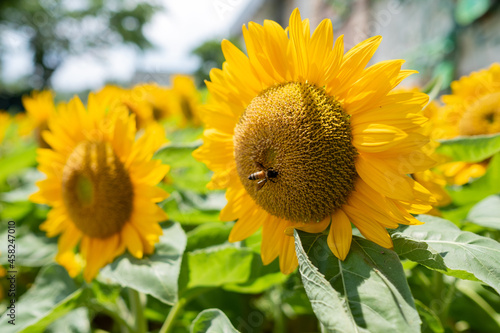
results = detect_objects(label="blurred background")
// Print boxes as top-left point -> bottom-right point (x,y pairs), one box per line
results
1,0 -> 500,111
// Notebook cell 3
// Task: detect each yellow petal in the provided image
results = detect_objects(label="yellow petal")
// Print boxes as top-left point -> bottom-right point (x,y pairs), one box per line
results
279,235 -> 298,274
327,210 -> 352,260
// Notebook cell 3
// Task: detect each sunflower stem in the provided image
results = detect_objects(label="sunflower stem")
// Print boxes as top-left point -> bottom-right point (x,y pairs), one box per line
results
159,288 -> 211,333
159,297 -> 187,333
129,288 -> 147,333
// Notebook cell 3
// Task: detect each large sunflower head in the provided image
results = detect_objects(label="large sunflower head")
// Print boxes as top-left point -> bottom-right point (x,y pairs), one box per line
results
194,9 -> 435,273
30,94 -> 169,281
20,90 -> 57,148
433,63 -> 500,185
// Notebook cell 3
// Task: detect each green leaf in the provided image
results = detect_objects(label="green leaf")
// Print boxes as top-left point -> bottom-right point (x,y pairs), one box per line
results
294,230 -> 420,333
448,152 -> 500,205
392,215 -> 500,293
154,142 -> 211,193
0,225 -> 57,267
45,308 -> 91,333
163,191 -> 226,225
185,222 -> 233,251
436,133 -> 500,163
184,223 -> 286,293
224,258 -> 286,294
183,244 -> 254,290
0,265 -> 87,333
99,222 -> 186,305
190,309 -> 239,333
467,195 -> 500,230
414,300 -> 444,333
455,0 -> 491,25
0,146 -> 37,186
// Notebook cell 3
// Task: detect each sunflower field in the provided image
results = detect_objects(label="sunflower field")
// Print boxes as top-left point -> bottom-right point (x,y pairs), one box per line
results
1,2 -> 500,333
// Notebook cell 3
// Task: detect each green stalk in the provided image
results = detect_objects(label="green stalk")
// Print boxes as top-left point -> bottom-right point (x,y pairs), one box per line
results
129,288 -> 147,333
159,288 -> 211,333
159,297 -> 188,333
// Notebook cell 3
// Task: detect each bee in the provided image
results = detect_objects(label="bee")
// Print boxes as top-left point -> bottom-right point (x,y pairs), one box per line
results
248,162 -> 278,191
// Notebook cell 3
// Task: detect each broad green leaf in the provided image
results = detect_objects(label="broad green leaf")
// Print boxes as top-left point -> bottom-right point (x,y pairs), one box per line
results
0,226 -> 57,267
163,191 -> 226,225
224,257 -> 286,294
455,0 -> 491,25
436,133 -> 500,163
414,300 -> 444,333
0,201 -> 35,222
0,146 -> 37,186
392,215 -> 500,293
0,265 -> 87,333
45,308 -> 91,333
467,195 -> 500,230
186,222 -> 233,251
448,152 -> 500,205
190,309 -> 239,333
183,244 -> 254,290
100,222 -> 186,305
154,142 -> 211,193
295,230 -> 420,333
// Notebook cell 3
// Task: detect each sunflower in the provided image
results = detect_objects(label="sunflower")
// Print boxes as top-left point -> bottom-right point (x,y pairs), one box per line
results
194,9 -> 435,273
434,63 -> 500,185
95,83 -> 172,130
30,94 -> 169,281
409,91 -> 451,211
20,90 -> 57,148
169,75 -> 202,127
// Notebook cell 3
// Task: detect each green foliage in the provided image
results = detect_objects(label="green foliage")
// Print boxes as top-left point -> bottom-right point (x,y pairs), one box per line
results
190,309 -> 239,333
0,265 -> 88,333
447,152 -> 500,205
294,230 -> 421,333
466,195 -> 500,229
99,222 -> 187,305
455,0 -> 492,25
436,133 -> 500,163
191,39 -> 240,88
392,215 -> 500,294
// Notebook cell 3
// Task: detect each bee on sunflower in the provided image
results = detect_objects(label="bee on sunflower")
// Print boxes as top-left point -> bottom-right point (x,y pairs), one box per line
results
194,8 -> 436,273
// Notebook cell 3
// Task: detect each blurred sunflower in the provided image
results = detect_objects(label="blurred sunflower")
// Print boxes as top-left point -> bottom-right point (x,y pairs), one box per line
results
19,90 -> 56,148
194,8 -> 435,273
169,75 -> 202,127
95,83 -> 172,130
409,91 -> 451,213
435,63 -> 500,185
30,94 -> 169,281
0,111 -> 12,144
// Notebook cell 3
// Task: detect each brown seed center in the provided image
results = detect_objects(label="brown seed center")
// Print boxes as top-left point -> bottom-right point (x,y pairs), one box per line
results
234,82 -> 358,223
62,141 -> 134,238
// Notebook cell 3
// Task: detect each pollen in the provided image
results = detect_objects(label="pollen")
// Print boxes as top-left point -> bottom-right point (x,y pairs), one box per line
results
234,82 -> 358,223
62,141 -> 134,238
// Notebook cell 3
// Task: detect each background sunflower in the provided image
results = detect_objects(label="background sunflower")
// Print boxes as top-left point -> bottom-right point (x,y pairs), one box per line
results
30,94 -> 169,281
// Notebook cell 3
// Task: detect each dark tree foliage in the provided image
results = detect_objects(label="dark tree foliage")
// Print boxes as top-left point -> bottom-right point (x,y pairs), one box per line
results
191,38 -> 240,88
0,0 -> 161,91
